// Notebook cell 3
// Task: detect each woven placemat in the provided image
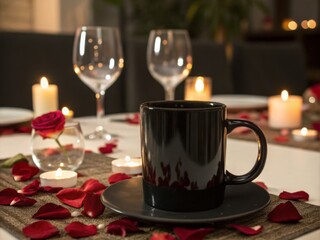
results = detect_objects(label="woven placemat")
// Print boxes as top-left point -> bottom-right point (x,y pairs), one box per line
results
0,153 -> 319,239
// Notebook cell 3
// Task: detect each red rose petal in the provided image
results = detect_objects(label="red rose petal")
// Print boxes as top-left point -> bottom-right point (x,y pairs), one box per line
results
65,221 -> 97,238
85,149 -> 93,153
12,161 -> 39,181
81,192 -> 105,218
39,186 -> 63,193
56,188 -> 86,208
254,181 -> 268,190
99,143 -> 117,154
228,224 -> 263,235
106,218 -> 141,237
237,113 -> 250,120
173,227 -> 214,240
126,113 -> 140,124
312,122 -> 320,131
10,196 -> 37,206
150,232 -> 176,240
80,178 -> 106,193
32,203 -> 71,219
279,191 -> 309,201
23,220 -> 59,240
274,135 -> 289,143
108,173 -> 131,184
18,179 -> 40,196
0,188 -> 21,205
17,126 -> 32,134
268,201 -> 303,223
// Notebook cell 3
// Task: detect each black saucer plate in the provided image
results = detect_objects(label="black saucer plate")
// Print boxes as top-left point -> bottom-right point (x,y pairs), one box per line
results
101,177 -> 270,224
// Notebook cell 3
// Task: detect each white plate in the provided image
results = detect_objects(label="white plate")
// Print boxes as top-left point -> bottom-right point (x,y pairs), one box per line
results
0,108 -> 33,126
211,94 -> 268,112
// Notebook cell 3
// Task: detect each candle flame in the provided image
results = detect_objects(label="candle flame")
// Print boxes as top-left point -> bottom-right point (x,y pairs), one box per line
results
40,77 -> 49,88
281,90 -> 289,101
55,168 -> 62,178
300,127 -> 308,136
124,156 -> 131,162
195,77 -> 205,92
62,107 -> 70,115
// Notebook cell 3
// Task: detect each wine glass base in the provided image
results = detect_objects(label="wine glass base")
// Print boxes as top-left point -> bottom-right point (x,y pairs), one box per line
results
85,129 -> 118,141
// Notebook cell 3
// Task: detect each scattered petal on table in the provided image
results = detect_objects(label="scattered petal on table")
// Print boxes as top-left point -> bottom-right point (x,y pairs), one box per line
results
39,186 -> 63,193
108,173 -> 131,184
10,196 -> 37,206
274,135 -> 289,143
11,161 -> 39,181
98,143 -> 117,154
254,181 -> 268,190
173,227 -> 214,240
56,188 -> 86,208
32,203 -> 71,219
150,232 -> 176,240
126,113 -> 140,124
279,191 -> 309,201
80,178 -> 106,193
81,192 -> 105,218
106,218 -> 141,237
23,220 -> 59,240
65,221 -> 97,238
268,201 -> 303,223
0,188 -> 21,205
227,224 -> 263,235
18,179 -> 40,196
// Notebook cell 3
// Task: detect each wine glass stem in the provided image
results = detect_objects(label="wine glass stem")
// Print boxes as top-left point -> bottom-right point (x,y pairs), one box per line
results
165,87 -> 175,100
96,90 -> 105,131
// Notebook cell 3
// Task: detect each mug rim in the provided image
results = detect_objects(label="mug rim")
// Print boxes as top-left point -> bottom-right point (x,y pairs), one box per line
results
140,100 -> 226,111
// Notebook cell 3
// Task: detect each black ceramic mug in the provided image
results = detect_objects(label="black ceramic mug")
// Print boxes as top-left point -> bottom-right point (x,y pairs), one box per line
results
140,101 -> 267,212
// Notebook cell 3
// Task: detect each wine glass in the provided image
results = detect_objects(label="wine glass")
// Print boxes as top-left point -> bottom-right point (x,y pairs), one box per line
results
147,29 -> 192,100
73,26 -> 124,140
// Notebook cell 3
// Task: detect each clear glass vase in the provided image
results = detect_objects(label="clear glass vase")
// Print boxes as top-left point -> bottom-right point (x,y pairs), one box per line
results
31,121 -> 85,171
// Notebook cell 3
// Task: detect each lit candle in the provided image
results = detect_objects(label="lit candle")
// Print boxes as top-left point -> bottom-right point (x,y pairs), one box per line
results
32,77 -> 59,117
185,76 -> 212,101
111,156 -> 142,175
268,90 -> 302,129
40,168 -> 77,188
62,106 -> 74,119
292,127 -> 318,141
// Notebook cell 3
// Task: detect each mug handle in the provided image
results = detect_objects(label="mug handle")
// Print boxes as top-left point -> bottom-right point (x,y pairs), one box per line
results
225,119 -> 267,185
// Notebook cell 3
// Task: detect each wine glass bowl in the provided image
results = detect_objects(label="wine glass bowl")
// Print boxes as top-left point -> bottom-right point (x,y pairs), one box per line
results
147,29 -> 192,100
73,26 -> 124,140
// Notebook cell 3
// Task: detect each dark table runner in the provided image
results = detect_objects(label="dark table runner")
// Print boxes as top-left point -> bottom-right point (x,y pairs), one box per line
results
0,153 -> 320,239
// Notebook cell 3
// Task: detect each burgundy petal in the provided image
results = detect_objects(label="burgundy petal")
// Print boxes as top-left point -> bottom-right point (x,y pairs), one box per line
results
0,188 -> 21,205
279,191 -> 309,201
32,203 -> 71,219
173,227 -> 214,240
126,113 -> 140,124
12,161 -> 39,181
39,186 -> 63,193
268,201 -> 303,223
80,178 -> 106,193
108,173 -> 131,184
23,220 -> 59,240
150,232 -> 176,240
10,196 -> 37,206
254,181 -> 268,190
18,179 -> 40,196
228,224 -> 263,235
65,221 -> 97,238
106,218 -> 141,237
274,135 -> 289,143
56,188 -> 86,208
81,192 -> 105,218
99,143 -> 117,154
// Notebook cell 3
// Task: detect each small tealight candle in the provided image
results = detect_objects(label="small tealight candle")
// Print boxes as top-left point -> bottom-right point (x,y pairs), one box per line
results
292,127 -> 318,141
111,156 -> 142,175
40,168 -> 77,188
185,76 -> 212,101
268,90 -> 303,129
62,106 -> 74,119
32,77 -> 59,117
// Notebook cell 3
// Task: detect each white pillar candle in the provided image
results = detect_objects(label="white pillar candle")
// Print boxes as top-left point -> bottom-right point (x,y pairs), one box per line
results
268,90 -> 302,129
32,77 -> 58,117
292,127 -> 318,141
185,76 -> 212,101
111,156 -> 142,175
40,168 -> 77,188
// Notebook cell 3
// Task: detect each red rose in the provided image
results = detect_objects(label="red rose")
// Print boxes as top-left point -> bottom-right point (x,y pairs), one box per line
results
31,111 -> 66,139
